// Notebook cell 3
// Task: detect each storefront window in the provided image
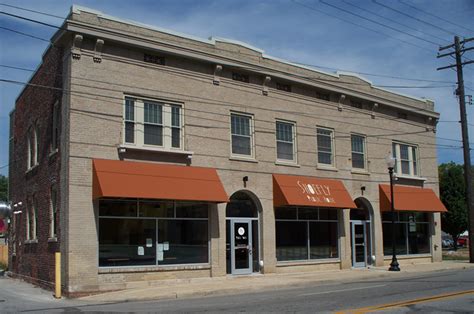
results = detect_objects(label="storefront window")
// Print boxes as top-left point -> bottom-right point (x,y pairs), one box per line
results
158,220 -> 208,265
99,199 -> 209,267
275,207 -> 339,262
382,212 -> 430,256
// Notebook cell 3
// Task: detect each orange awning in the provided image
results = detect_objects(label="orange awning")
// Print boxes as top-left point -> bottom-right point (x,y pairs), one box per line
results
273,174 -> 356,208
379,184 -> 447,212
92,159 -> 228,203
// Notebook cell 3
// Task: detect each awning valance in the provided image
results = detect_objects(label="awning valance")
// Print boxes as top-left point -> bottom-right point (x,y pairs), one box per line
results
92,159 -> 228,203
273,174 -> 356,208
379,184 -> 447,212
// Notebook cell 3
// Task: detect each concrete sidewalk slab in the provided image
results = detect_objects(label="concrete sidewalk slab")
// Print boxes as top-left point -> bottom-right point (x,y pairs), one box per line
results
79,261 -> 474,303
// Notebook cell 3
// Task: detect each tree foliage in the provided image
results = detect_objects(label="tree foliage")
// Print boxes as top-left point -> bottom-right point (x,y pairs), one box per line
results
439,162 -> 468,248
0,175 -> 7,202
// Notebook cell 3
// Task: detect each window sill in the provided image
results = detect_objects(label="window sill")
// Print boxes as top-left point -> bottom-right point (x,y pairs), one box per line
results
383,253 -> 431,260
229,156 -> 258,163
25,239 -> 38,244
394,174 -> 427,181
276,259 -> 340,267
25,164 -> 39,174
316,165 -> 338,172
351,169 -> 370,176
119,144 -> 193,156
98,263 -> 211,274
48,237 -> 58,243
49,148 -> 59,158
275,161 -> 300,168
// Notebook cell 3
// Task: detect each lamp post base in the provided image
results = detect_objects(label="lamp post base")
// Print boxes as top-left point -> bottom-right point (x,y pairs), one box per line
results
388,256 -> 400,271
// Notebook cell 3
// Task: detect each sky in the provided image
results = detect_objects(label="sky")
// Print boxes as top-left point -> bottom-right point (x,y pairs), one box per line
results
0,0 -> 473,176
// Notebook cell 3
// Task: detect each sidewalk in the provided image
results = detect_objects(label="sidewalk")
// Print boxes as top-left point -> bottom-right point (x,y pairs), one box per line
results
80,261 -> 474,303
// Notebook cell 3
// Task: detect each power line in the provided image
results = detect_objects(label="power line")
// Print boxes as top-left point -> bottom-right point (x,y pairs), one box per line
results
2,77 -> 465,149
291,0 -> 434,53
319,0 -> 442,46
0,13 -> 455,91
0,2 -> 64,19
0,60 -> 449,136
341,0 -> 450,44
398,0 -> 474,34
372,0 -> 457,37
0,2 -> 458,85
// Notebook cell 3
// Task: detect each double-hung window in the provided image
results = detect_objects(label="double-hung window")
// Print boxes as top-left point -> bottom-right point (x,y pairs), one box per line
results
316,127 -> 334,166
123,97 -> 183,150
276,120 -> 296,162
230,113 -> 254,157
392,142 -> 418,176
351,134 -> 366,170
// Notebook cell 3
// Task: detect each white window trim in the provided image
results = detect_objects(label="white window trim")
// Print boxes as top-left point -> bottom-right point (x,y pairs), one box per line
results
316,126 -> 335,168
25,202 -> 30,240
392,141 -> 420,177
229,112 -> 255,160
122,96 -> 185,152
351,133 -> 367,171
34,126 -> 39,166
27,135 -> 32,170
275,119 -> 297,164
50,187 -> 57,239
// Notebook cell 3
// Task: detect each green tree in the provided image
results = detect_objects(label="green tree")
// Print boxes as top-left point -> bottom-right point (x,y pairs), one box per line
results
439,162 -> 468,250
0,175 -> 7,202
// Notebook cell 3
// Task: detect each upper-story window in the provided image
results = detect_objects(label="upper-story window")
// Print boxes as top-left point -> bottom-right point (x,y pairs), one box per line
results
27,126 -> 39,170
123,97 -> 183,150
276,83 -> 292,92
230,113 -> 254,158
316,92 -> 330,101
316,127 -> 334,166
392,142 -> 418,176
51,101 -> 60,152
276,120 -> 296,162
50,186 -> 58,239
351,134 -> 366,170
232,72 -> 249,83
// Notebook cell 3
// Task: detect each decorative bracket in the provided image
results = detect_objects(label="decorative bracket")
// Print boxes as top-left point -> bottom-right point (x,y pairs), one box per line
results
426,117 -> 433,131
72,34 -> 83,60
262,76 -> 271,95
371,103 -> 378,119
93,39 -> 104,63
338,94 -> 346,111
213,65 -> 222,85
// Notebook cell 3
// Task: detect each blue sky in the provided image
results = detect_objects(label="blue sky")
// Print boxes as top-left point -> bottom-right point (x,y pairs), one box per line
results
1,0 -> 473,176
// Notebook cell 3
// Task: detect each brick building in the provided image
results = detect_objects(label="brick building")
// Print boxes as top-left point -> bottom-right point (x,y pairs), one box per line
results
9,5 -> 446,296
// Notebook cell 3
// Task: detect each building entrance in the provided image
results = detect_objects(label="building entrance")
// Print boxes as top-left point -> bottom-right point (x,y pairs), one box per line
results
350,197 -> 374,268
226,191 -> 260,275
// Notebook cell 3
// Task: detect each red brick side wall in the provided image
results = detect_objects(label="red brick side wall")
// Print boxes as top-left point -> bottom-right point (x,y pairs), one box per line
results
8,46 -> 64,290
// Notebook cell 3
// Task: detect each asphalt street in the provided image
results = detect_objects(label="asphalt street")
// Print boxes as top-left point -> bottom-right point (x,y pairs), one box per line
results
0,268 -> 473,313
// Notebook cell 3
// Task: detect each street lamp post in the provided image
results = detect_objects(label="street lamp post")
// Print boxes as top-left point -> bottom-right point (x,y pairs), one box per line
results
386,155 -> 400,272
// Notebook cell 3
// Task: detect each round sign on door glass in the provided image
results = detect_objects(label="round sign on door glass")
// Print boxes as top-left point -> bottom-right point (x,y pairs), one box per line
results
238,227 -> 245,236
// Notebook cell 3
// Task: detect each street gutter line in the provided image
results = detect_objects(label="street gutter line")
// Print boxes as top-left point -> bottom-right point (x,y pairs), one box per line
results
336,289 -> 474,314
299,284 -> 386,296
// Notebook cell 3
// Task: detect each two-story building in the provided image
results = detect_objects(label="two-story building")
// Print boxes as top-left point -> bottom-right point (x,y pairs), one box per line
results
8,5 -> 446,296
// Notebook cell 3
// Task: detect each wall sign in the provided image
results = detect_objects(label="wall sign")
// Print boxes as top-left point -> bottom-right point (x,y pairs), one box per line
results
297,180 -> 336,204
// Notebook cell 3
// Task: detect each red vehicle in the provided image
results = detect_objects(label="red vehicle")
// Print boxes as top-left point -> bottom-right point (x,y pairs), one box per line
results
457,236 -> 468,247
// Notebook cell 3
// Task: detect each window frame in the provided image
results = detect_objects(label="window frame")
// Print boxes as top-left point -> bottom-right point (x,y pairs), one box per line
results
275,119 -> 297,164
316,126 -> 335,168
230,112 -> 255,159
122,96 -> 184,151
351,133 -> 367,170
50,186 -> 58,239
275,207 -> 340,262
392,142 -> 419,177
51,100 -> 60,152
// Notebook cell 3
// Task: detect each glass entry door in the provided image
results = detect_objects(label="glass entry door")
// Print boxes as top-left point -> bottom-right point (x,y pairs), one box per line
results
231,219 -> 252,275
351,221 -> 367,268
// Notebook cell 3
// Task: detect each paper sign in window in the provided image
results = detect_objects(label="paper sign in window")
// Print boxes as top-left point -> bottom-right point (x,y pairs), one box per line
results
157,251 -> 164,261
157,244 -> 164,252
137,246 -> 144,256
163,242 -> 169,251
146,238 -> 153,248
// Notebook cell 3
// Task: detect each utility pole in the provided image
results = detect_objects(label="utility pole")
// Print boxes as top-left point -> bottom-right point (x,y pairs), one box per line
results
437,36 -> 474,263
